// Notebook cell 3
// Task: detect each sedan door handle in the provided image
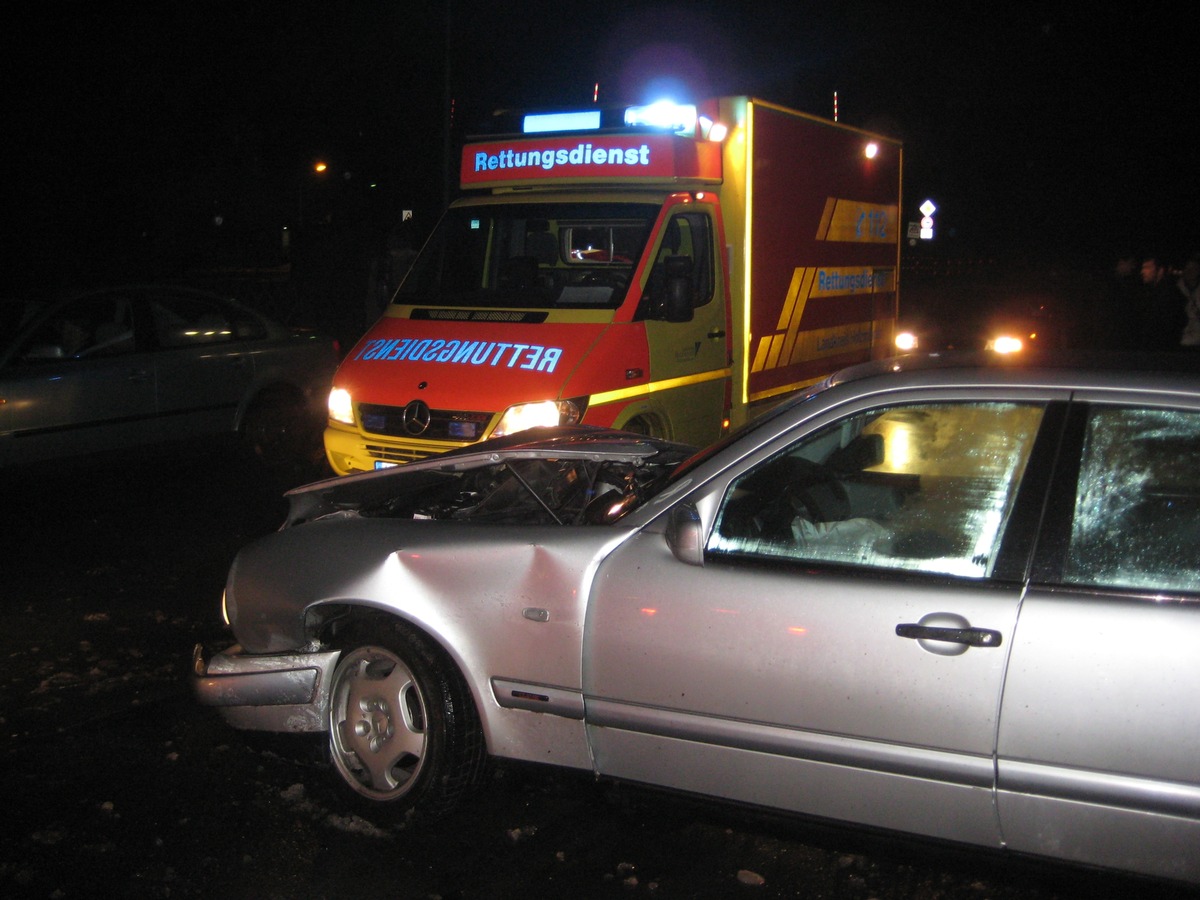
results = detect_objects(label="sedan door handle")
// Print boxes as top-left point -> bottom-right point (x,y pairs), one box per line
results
895,623 -> 1002,648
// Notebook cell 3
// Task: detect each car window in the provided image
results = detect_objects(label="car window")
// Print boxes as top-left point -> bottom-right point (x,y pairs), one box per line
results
0,299 -> 38,337
16,293 -> 136,361
228,305 -> 268,340
1063,406 -> 1200,592
150,293 -> 236,348
708,402 -> 1045,578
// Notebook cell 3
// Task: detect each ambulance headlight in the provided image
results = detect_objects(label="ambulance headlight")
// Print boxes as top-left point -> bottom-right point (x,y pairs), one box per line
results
328,387 -> 355,425
492,398 -> 585,438
988,335 -> 1024,354
894,331 -> 919,352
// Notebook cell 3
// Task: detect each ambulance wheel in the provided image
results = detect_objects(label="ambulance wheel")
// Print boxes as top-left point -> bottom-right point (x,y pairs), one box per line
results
622,415 -> 660,437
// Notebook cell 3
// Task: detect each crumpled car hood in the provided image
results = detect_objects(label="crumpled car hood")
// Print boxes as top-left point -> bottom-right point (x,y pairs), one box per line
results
284,425 -> 697,528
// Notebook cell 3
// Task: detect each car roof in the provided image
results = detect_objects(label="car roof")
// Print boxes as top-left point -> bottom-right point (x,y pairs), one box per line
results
826,351 -> 1200,393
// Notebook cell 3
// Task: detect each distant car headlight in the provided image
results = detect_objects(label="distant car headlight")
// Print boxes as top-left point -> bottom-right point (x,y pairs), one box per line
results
492,398 -> 584,438
895,331 -> 919,352
988,335 -> 1024,354
328,387 -> 354,425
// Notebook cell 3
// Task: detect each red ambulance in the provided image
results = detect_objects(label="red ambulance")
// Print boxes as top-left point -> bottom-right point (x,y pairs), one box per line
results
324,96 -> 902,473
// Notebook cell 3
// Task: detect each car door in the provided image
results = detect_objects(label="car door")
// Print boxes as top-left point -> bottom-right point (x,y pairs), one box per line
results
146,289 -> 257,441
0,290 -> 156,465
997,397 -> 1200,884
584,391 -> 1064,848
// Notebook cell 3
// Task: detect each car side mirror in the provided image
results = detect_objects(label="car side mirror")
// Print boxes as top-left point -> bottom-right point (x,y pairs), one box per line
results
664,503 -> 704,566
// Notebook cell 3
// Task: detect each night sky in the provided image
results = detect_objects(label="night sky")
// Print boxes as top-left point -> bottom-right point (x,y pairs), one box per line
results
5,1 -> 1197,290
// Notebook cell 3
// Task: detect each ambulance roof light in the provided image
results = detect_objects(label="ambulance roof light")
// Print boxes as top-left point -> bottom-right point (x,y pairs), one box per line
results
624,100 -> 697,136
523,110 -> 602,133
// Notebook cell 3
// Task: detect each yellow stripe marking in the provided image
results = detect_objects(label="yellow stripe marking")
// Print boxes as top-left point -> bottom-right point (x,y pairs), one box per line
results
815,197 -> 837,240
588,367 -> 733,407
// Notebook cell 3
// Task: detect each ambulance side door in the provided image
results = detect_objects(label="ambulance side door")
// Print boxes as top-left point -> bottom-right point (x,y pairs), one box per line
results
641,206 -> 729,446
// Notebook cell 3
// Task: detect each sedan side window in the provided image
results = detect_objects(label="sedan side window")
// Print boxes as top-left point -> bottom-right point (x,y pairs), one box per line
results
151,294 -> 235,348
18,294 -> 136,361
1063,406 -> 1200,592
709,402 -> 1045,578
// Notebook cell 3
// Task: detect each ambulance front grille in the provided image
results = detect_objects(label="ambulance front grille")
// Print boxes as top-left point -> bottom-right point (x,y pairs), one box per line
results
358,402 -> 493,443
363,444 -> 436,464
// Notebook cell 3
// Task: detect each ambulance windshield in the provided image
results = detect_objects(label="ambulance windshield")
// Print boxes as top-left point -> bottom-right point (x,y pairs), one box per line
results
394,202 -> 658,310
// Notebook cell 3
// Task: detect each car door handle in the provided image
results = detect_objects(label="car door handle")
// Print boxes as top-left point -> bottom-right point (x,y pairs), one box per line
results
895,623 -> 1003,647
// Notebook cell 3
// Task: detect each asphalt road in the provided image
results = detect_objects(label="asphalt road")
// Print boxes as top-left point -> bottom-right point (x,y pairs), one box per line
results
1,446 -> 1196,900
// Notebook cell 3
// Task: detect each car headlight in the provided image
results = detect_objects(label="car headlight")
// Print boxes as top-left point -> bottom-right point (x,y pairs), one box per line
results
328,387 -> 354,424
895,331 -> 919,352
492,398 -> 584,438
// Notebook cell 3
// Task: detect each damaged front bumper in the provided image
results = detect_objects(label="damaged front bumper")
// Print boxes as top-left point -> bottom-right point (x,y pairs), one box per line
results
192,643 -> 341,733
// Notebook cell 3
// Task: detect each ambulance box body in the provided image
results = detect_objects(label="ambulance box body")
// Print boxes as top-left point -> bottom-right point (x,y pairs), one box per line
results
325,97 -> 901,473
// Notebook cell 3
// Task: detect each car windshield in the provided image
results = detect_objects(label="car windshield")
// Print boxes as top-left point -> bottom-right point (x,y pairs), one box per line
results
664,381 -> 835,485
0,298 -> 40,342
394,202 -> 658,310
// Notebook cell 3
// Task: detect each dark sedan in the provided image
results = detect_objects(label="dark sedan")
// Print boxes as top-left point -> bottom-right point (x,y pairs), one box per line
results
0,284 -> 339,467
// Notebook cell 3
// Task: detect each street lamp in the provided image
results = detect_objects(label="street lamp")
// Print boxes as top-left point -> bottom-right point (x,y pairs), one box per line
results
298,161 -> 328,227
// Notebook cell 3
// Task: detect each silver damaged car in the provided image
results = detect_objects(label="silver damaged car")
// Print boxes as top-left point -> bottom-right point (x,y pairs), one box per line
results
194,353 -> 1200,885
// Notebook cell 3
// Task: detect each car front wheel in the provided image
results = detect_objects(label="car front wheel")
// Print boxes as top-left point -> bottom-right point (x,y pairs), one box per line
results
326,619 -> 486,817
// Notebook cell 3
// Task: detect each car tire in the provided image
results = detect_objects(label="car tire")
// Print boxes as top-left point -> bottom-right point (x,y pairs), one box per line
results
240,387 -> 320,470
326,618 -> 487,817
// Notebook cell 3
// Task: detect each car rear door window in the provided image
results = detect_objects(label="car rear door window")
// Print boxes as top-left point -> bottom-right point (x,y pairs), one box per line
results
1062,406 -> 1200,592
150,293 -> 236,348
709,402 -> 1045,578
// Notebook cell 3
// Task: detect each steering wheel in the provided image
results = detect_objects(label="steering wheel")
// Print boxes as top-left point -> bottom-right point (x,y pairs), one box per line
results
784,459 -> 850,523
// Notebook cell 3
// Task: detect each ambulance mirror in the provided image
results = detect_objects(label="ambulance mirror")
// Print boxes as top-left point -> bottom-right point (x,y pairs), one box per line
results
662,255 -> 695,323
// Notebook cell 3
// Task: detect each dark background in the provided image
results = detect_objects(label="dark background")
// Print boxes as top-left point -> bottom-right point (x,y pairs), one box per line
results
5,2 -> 1197,307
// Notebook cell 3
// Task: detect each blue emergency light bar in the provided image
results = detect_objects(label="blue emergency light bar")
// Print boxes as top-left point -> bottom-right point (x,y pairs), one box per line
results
522,110 -> 602,133
520,101 -> 700,137
623,101 -> 697,135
